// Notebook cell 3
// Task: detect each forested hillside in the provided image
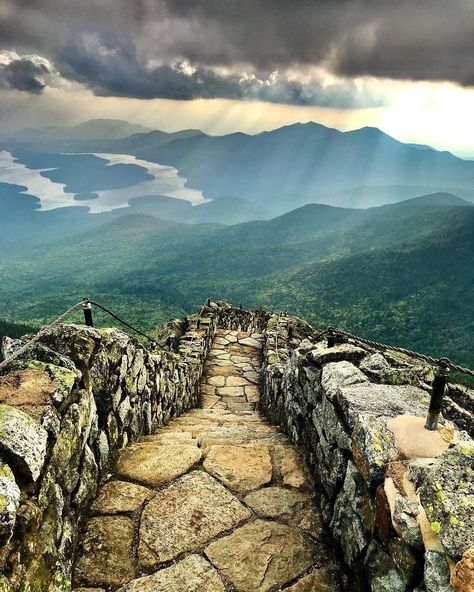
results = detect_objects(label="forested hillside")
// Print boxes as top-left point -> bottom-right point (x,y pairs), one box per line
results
1,195 -> 472,366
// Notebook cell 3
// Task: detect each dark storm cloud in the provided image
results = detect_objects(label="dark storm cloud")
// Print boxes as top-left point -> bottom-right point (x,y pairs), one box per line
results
56,34 -> 381,106
0,0 -> 473,103
0,57 -> 50,93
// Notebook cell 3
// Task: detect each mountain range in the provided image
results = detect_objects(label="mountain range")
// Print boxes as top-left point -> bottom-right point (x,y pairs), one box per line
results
1,119 -> 473,371
3,119 -> 474,215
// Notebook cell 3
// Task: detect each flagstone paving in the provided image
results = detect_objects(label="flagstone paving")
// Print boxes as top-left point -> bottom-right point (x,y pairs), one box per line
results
73,329 -> 342,592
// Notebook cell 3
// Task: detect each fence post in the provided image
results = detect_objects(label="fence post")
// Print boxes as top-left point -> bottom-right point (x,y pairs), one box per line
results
327,327 -> 336,348
82,300 -> 93,327
425,358 -> 450,430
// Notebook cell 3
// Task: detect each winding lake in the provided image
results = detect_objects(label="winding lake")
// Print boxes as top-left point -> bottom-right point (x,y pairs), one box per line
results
0,150 -> 206,212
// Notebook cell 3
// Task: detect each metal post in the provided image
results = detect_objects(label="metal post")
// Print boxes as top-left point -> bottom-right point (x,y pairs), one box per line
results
425,358 -> 450,430
327,327 -> 335,348
82,300 -> 93,327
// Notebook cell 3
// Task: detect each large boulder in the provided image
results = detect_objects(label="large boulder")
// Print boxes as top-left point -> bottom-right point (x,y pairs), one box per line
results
335,383 -> 428,431
0,404 -> 48,482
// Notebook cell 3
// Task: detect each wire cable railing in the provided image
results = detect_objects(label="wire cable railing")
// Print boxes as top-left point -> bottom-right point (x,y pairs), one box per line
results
0,297 -> 217,373
1,300 -> 472,431
270,311 -> 473,432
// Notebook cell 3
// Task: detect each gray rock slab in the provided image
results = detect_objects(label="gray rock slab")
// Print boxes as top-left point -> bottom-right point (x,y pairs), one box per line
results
205,519 -> 316,592
115,441 -> 202,487
91,480 -> 153,514
321,361 -> 368,402
336,383 -> 427,430
117,555 -> 225,592
74,515 -> 136,587
138,470 -> 251,566
0,403 -> 48,482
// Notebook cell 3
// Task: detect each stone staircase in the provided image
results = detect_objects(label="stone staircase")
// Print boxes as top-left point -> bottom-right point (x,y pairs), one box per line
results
73,329 -> 342,592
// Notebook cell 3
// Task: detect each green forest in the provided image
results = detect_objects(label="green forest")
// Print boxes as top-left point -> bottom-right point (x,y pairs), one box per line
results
1,194 -> 473,369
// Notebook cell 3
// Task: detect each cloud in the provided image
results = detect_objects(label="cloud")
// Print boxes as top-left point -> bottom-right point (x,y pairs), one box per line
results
0,50 -> 62,94
0,53 -> 49,94
0,0 -> 473,105
57,35 -> 386,106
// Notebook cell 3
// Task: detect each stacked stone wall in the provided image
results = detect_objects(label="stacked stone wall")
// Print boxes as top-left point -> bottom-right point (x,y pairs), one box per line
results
0,303 -> 472,592
260,313 -> 474,592
0,303 -> 225,592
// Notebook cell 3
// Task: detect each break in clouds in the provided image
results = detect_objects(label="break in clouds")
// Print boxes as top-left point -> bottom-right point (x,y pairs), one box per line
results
0,0 -> 473,106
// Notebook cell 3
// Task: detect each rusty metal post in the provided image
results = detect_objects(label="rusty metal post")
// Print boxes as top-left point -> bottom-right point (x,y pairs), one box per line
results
425,358 -> 450,430
82,300 -> 93,327
327,327 -> 336,348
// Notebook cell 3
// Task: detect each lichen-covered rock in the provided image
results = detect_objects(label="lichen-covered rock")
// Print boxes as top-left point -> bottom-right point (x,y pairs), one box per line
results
330,461 -> 374,565
74,515 -> 136,587
0,462 -> 20,544
424,550 -> 454,592
378,365 -> 434,388
39,324 -> 100,369
27,361 -> 78,403
48,391 -> 95,493
336,383 -> 427,430
320,361 -> 368,402
1,337 -> 78,373
364,540 -> 406,592
351,415 -> 398,486
0,404 -> 48,482
359,353 -> 390,373
308,344 -> 369,367
74,445 -> 98,512
417,442 -> 474,561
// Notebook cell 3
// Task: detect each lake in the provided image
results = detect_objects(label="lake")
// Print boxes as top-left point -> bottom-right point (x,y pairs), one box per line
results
0,150 -> 206,212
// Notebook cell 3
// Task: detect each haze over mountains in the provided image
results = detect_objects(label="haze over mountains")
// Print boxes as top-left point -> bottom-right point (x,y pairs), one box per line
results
3,118 -> 474,216
1,118 -> 473,369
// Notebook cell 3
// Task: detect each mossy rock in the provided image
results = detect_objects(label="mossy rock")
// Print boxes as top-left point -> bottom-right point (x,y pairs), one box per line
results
0,404 -> 48,482
418,441 -> 474,561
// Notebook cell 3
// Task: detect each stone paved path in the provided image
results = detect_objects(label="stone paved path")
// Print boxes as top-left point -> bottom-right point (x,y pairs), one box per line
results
73,329 -> 342,592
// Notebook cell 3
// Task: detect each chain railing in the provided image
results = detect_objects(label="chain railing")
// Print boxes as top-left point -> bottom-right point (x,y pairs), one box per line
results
322,325 -> 472,431
0,297 -> 163,372
271,312 -> 473,432
1,301 -> 473,433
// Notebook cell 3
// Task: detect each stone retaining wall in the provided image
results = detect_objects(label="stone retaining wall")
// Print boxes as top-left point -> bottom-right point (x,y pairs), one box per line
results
260,313 -> 474,592
0,303 -> 472,592
0,303 -> 226,592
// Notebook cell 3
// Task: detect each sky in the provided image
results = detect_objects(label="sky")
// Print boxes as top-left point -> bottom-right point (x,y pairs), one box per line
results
1,0 -> 474,156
